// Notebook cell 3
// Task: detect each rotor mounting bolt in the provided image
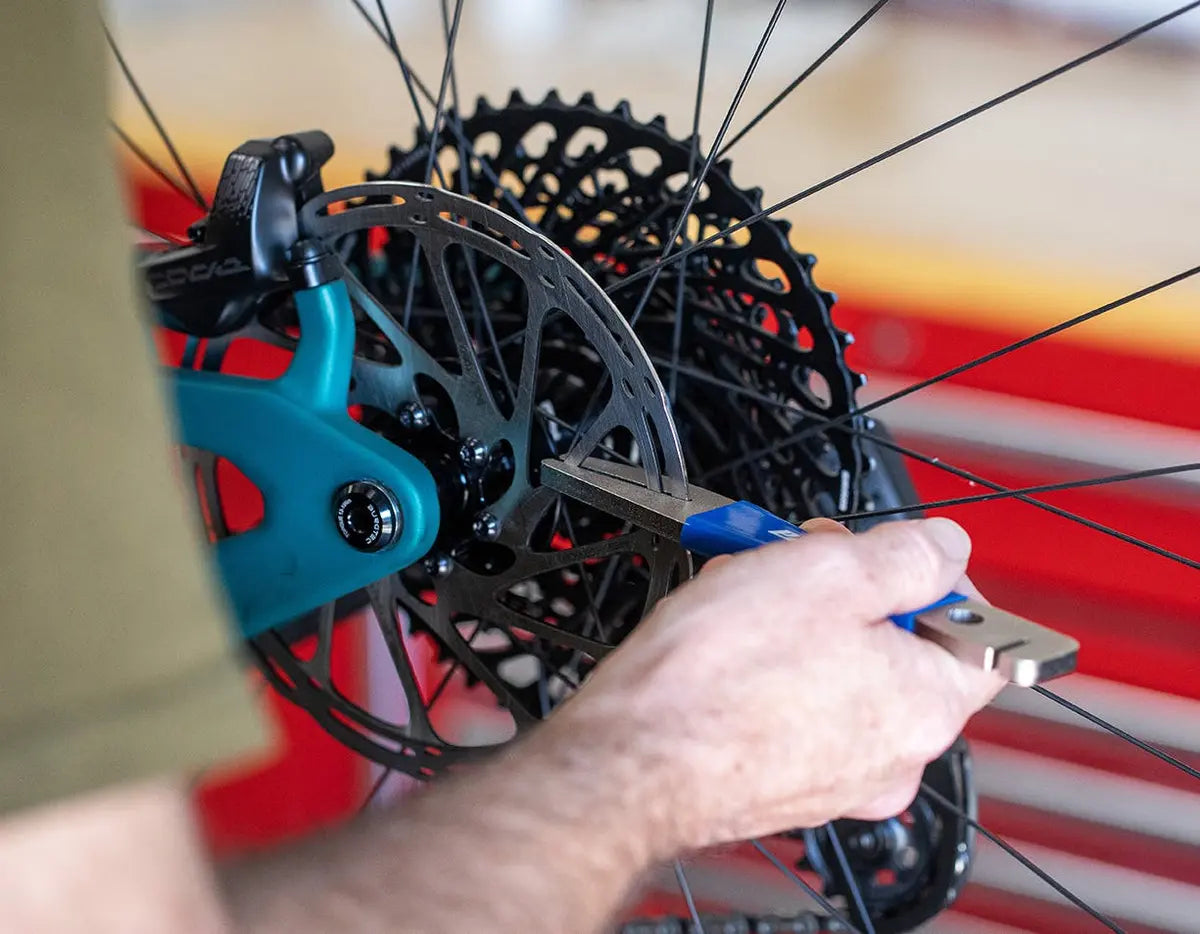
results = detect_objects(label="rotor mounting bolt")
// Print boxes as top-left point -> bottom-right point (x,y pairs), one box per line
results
397,402 -> 431,431
332,480 -> 402,552
459,437 -> 489,468
422,553 -> 453,578
473,512 -> 501,541
897,846 -> 919,870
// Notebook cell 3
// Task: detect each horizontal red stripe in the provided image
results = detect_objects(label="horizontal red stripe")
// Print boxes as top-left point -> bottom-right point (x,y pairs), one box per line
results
954,882 -> 1174,934
129,172 -> 205,239
976,797 -> 1200,887
838,300 -> 1200,433
622,893 -> 734,924
968,708 -> 1200,794
898,437 -> 1200,666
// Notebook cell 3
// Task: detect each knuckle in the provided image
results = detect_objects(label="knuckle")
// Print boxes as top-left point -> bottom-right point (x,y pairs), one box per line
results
811,542 -> 875,608
780,534 -> 861,591
861,522 -> 948,599
885,522 -> 946,579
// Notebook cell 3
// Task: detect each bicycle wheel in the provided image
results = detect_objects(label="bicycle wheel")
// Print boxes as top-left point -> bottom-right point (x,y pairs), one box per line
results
107,2 -> 1200,931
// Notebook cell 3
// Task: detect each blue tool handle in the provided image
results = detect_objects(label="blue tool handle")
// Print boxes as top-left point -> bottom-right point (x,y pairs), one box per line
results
679,500 -> 968,632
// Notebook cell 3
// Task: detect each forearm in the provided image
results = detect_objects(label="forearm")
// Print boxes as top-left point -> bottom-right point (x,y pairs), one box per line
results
221,709 -> 670,934
0,779 -> 228,934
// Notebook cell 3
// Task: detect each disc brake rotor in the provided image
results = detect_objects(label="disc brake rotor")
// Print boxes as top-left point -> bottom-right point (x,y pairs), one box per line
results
189,180 -> 689,775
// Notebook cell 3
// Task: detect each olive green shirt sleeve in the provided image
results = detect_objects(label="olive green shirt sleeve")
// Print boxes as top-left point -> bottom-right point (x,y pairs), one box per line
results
0,0 -> 271,815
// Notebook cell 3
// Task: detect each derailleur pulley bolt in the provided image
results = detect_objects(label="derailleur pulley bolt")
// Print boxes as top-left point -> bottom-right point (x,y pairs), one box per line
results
473,512 -> 501,541
422,553 -> 453,578
459,437 -> 489,468
332,480 -> 402,552
397,402 -> 431,431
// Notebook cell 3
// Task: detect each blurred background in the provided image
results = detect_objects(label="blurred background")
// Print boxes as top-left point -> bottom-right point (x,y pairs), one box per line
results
106,1 -> 1199,931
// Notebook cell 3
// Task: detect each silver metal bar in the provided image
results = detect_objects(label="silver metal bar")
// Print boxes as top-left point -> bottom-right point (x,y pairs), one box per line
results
913,600 -> 1079,687
540,457 -> 731,537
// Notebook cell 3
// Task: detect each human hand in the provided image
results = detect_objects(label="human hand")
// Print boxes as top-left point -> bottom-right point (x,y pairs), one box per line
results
548,517 -> 1004,857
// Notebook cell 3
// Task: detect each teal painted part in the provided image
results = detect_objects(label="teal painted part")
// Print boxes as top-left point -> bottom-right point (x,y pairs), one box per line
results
170,279 -> 439,638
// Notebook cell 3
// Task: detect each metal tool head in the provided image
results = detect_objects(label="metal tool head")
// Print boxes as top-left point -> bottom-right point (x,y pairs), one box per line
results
540,456 -> 730,537
913,600 -> 1079,686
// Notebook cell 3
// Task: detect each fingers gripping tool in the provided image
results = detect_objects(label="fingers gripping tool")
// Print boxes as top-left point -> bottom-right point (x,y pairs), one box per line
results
541,458 -> 1078,687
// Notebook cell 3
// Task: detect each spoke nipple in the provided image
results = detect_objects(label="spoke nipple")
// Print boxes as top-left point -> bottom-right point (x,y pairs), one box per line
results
472,512 -> 501,541
398,402 -> 431,431
459,437 -> 489,468
422,553 -> 453,578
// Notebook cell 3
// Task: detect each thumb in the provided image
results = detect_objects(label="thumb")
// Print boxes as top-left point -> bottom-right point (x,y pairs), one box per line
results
812,518 -> 973,624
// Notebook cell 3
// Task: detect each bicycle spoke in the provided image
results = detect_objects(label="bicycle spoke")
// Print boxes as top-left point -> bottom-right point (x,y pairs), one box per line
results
610,2 -> 1200,294
534,407 -> 638,468
434,1 -> 496,352
102,23 -> 207,211
557,514 -> 613,644
662,357 -> 1200,568
110,121 -> 200,210
373,0 -> 427,128
367,4 -> 496,357
826,824 -> 877,934
750,839 -> 862,934
372,0 -> 455,188
719,0 -> 895,157
351,0 -> 538,229
920,783 -> 1126,933
627,0 -> 789,328
439,0 -> 464,131
668,0 -> 715,405
533,401 -> 616,647
673,859 -> 706,934
861,431 -> 1200,571
395,0 -> 463,333
652,355 -> 824,414
425,621 -> 485,710
358,765 -> 393,814
132,224 -> 183,245
1031,685 -> 1200,781
833,462 -> 1200,522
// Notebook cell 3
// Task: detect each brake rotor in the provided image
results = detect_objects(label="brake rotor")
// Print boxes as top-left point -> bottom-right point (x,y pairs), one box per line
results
184,179 -> 690,775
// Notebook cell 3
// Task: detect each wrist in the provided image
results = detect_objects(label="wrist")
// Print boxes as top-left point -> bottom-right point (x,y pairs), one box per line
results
520,698 -> 683,867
